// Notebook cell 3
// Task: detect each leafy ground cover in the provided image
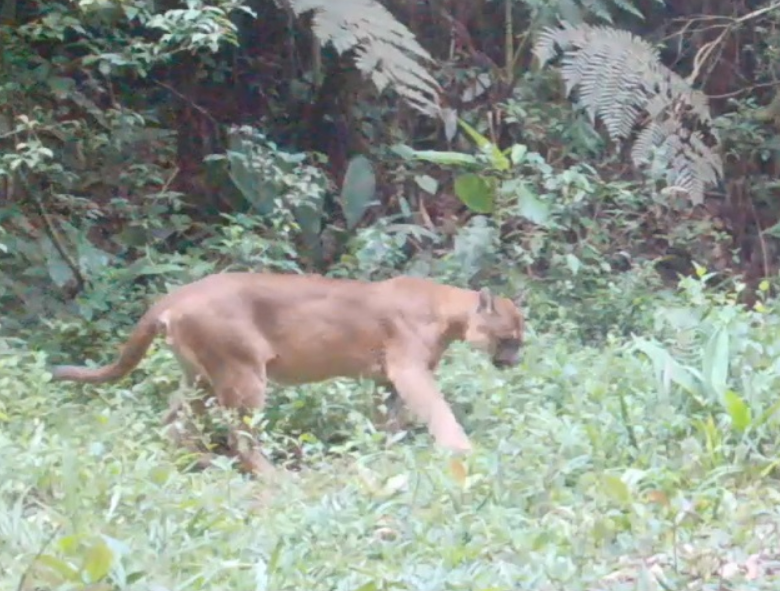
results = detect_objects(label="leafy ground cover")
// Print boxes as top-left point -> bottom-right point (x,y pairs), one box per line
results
3,275 -> 780,590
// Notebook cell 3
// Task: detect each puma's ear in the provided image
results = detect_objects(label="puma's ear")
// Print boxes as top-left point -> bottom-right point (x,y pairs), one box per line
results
477,287 -> 496,313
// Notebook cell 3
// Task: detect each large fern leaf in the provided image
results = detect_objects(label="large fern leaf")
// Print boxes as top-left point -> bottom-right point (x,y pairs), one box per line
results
281,0 -> 441,117
534,22 -> 723,204
549,0 -> 646,26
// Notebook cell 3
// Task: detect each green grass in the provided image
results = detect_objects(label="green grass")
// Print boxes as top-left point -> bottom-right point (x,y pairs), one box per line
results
3,295 -> 780,590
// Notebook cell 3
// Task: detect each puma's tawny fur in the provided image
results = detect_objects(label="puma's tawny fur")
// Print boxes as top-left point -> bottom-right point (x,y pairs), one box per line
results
50,272 -> 524,473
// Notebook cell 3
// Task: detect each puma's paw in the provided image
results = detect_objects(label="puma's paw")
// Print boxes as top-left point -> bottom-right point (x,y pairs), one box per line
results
436,430 -> 473,454
239,449 -> 277,476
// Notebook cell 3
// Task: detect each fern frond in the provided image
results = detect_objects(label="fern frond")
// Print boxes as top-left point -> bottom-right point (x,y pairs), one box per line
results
606,0 -> 645,19
542,0 -> 646,26
282,0 -> 441,117
534,22 -> 723,204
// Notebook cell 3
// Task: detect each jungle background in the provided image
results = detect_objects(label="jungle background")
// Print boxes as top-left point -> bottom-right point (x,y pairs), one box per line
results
4,0 -> 780,589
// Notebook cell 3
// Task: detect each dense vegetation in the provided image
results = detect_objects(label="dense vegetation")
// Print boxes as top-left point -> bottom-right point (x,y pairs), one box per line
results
3,0 -> 780,588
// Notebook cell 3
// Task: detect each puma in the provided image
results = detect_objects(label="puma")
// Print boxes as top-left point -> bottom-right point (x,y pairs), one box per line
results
50,272 -> 524,474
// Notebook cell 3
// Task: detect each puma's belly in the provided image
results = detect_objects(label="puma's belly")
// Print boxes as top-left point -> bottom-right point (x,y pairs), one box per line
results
264,312 -> 389,385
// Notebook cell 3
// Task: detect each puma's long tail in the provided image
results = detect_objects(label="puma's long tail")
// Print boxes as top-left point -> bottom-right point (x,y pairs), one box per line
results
50,316 -> 161,384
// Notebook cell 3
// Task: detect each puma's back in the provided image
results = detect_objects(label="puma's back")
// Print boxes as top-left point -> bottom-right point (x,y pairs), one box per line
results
52,272 -> 524,386
160,272 -> 399,384
154,272 -> 518,385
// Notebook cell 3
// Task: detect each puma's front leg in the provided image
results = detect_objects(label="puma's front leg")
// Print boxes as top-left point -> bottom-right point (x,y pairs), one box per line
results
386,364 -> 472,453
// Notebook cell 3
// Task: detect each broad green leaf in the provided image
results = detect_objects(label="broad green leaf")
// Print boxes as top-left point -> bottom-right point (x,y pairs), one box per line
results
565,253 -> 581,275
763,220 -> 780,239
378,473 -> 409,497
510,144 -> 528,165
454,173 -> 494,213
458,118 -> 510,171
126,261 -> 186,276
391,142 -> 478,166
82,538 -> 114,582
294,199 -> 324,260
45,255 -> 74,287
57,534 -> 82,553
340,155 -> 376,230
441,107 -> 458,141
389,143 -> 415,159
630,337 -> 704,401
409,149 -> 479,166
600,474 -> 631,504
516,183 -> 551,226
227,152 -> 275,215
76,238 -> 112,274
414,174 -> 438,195
126,572 -> 146,585
456,117 -> 491,150
703,326 -> 729,399
48,76 -> 76,96
724,390 -> 751,432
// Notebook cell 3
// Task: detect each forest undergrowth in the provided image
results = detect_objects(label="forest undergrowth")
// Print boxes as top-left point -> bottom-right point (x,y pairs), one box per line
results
4,0 -> 780,586
3,266 -> 780,590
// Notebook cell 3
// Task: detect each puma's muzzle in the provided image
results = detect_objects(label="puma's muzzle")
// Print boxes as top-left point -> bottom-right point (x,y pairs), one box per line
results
492,353 -> 520,369
491,337 -> 522,369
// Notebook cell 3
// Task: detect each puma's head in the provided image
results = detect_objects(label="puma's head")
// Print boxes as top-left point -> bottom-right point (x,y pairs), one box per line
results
465,287 -> 524,369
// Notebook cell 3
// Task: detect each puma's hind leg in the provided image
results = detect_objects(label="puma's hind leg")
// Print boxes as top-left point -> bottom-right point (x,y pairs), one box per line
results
162,369 -> 221,470
210,362 -> 276,476
162,315 -> 274,475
